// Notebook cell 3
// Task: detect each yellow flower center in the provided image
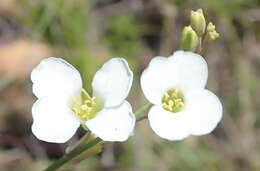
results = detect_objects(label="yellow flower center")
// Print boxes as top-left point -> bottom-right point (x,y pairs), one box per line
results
72,89 -> 100,121
162,89 -> 185,113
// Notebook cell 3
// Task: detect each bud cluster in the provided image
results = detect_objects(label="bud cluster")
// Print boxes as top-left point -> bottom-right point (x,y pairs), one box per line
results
180,9 -> 219,54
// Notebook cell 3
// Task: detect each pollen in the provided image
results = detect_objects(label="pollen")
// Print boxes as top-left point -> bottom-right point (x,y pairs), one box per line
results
72,89 -> 99,121
162,89 -> 185,113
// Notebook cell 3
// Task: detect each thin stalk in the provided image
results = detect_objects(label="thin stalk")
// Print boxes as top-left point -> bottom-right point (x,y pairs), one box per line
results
65,132 -> 90,154
137,115 -> 148,122
44,137 -> 102,171
81,88 -> 92,99
199,37 -> 202,52
134,103 -> 152,116
44,103 -> 152,171
199,33 -> 210,55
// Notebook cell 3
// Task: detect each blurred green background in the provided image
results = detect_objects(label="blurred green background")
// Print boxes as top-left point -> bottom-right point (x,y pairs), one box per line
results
0,0 -> 260,170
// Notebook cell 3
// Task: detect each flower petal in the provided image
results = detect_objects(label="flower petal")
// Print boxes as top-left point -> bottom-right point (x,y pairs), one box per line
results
148,105 -> 191,141
86,101 -> 136,142
31,57 -> 83,99
184,89 -> 223,135
141,57 -> 180,105
92,58 -> 133,107
31,97 -> 80,143
169,51 -> 208,90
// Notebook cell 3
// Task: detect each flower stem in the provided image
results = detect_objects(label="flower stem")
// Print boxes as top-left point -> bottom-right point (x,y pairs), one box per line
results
134,103 -> 152,116
137,115 -> 148,122
44,103 -> 152,171
44,137 -> 102,171
65,132 -> 90,154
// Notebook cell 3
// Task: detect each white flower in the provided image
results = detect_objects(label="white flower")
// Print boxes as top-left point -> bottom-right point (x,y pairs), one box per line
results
141,51 -> 223,141
31,57 -> 135,143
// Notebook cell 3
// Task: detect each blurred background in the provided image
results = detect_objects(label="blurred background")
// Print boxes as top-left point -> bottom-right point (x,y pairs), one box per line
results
0,0 -> 260,170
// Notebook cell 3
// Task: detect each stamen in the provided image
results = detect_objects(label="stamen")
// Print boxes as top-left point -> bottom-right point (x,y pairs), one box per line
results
161,89 -> 185,113
72,89 -> 100,121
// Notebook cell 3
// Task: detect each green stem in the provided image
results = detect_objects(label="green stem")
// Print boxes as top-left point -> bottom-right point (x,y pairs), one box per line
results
137,115 -> 148,122
134,103 -> 152,116
199,33 -> 210,55
44,137 -> 102,171
65,132 -> 90,154
44,103 -> 152,171
199,37 -> 202,52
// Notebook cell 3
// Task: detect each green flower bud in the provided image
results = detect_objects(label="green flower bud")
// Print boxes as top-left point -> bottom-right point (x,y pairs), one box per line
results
209,31 -> 219,40
207,22 -> 215,32
207,22 -> 220,40
181,26 -> 199,52
190,9 -> 206,37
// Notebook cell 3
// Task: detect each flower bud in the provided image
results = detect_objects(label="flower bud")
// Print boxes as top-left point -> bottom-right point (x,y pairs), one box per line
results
190,9 -> 206,37
207,22 -> 219,40
181,26 -> 199,52
207,22 -> 215,32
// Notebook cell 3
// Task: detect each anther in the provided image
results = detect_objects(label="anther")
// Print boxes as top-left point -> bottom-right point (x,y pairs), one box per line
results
161,89 -> 185,113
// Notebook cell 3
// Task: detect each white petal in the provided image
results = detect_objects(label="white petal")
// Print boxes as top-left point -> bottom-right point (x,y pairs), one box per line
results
148,105 -> 191,141
184,89 -> 223,135
169,51 -> 208,90
86,101 -> 136,142
31,57 -> 83,99
92,58 -> 133,107
140,57 -> 180,105
31,98 -> 80,143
